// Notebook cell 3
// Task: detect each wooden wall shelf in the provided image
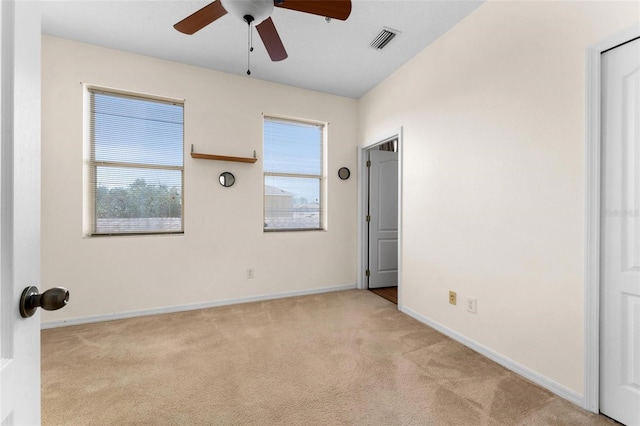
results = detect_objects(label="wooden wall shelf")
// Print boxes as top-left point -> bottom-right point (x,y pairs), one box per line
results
190,145 -> 257,164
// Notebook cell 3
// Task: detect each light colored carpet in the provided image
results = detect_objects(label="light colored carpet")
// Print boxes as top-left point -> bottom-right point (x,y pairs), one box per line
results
42,289 -> 612,425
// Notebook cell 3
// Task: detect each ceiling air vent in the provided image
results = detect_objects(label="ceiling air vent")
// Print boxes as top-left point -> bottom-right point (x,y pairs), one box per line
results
370,27 -> 399,50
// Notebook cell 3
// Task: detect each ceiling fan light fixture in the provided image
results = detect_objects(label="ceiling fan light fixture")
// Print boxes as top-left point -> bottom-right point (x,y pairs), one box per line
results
220,0 -> 274,25
174,0 -> 352,66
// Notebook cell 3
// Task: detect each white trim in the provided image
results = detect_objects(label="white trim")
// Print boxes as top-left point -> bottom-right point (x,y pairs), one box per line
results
357,128 -> 403,309
401,306 -> 584,407
584,43 -> 602,415
41,284 -> 356,329
584,23 -> 640,413
82,83 -> 185,105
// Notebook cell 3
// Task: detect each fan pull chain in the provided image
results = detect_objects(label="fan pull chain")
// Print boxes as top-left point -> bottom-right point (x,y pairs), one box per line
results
246,22 -> 254,75
243,15 -> 255,76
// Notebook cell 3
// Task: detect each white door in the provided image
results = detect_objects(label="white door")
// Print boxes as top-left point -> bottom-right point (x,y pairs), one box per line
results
368,149 -> 398,289
0,1 -> 42,424
600,37 -> 640,426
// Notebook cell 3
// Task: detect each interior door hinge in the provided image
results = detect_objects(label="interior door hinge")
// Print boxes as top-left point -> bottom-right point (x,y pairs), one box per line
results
365,269 -> 370,277
366,215 -> 371,222
366,160 -> 371,167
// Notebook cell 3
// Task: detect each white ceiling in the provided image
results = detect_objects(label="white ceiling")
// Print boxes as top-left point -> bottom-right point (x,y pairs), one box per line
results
41,0 -> 483,99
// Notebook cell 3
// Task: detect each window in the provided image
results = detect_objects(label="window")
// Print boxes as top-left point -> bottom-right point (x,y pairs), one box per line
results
88,89 -> 184,235
263,117 -> 325,231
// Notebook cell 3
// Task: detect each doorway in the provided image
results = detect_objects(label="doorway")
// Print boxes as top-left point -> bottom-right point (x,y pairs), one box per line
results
358,129 -> 402,307
599,36 -> 640,425
585,25 -> 640,423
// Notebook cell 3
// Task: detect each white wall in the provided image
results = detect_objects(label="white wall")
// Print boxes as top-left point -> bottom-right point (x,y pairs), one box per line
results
41,36 -> 359,324
358,0 -> 639,398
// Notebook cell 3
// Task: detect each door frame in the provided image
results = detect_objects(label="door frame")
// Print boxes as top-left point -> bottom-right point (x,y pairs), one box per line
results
584,23 -> 640,413
357,128 -> 403,307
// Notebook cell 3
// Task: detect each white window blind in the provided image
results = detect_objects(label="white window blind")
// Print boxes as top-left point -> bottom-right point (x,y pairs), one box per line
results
263,117 -> 324,231
89,89 -> 184,235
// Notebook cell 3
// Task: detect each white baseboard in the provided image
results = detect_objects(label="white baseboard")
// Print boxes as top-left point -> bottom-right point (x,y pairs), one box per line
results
41,284 -> 357,329
400,306 -> 585,408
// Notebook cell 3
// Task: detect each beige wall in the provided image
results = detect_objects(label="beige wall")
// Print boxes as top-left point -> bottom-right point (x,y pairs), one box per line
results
41,36 -> 358,323
359,1 -> 639,396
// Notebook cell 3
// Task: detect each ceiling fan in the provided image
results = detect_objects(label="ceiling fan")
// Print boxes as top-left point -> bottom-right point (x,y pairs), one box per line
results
174,0 -> 352,66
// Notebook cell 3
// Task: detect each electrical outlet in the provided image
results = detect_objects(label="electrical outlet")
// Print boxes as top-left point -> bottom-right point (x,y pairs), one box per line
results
247,268 -> 254,279
449,291 -> 457,305
467,297 -> 477,314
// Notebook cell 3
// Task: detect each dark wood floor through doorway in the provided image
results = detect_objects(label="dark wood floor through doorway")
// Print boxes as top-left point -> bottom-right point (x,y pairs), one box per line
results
369,287 -> 398,305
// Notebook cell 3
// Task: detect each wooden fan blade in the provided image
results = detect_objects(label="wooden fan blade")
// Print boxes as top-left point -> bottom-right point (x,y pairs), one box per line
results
275,0 -> 351,21
174,1 -> 228,35
256,18 -> 288,62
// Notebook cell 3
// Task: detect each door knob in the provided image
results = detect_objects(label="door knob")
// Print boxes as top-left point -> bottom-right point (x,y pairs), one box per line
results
19,286 -> 69,318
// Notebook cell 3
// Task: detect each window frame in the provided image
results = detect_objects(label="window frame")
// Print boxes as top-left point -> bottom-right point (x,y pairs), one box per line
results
86,86 -> 185,236
263,115 -> 327,232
